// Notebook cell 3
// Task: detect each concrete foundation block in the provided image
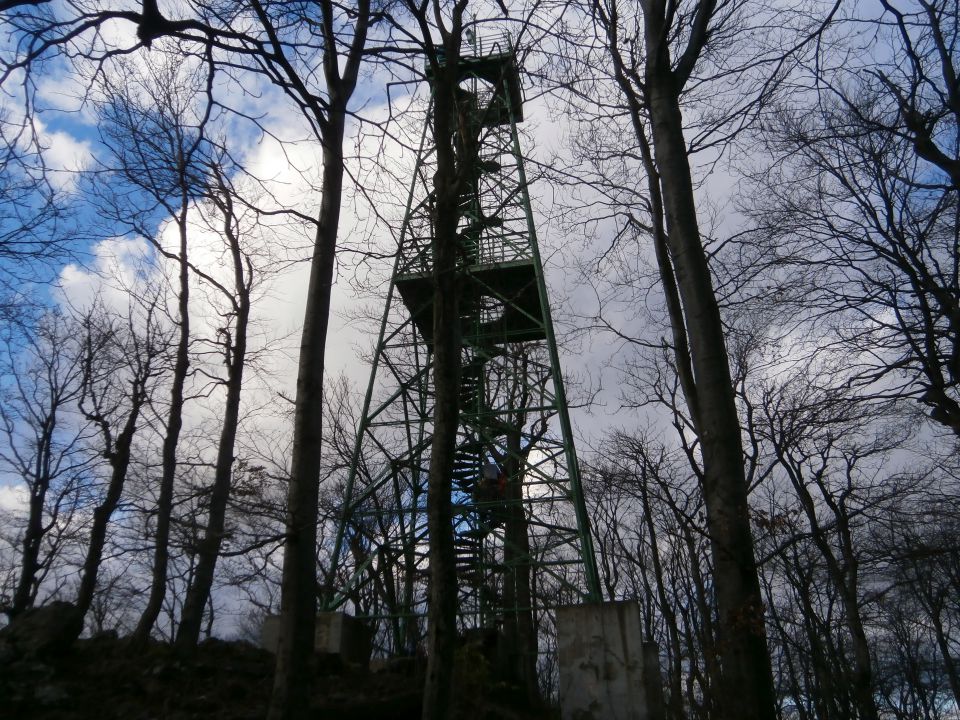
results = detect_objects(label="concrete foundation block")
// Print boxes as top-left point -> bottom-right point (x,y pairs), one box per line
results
556,601 -> 664,720
260,612 -> 372,666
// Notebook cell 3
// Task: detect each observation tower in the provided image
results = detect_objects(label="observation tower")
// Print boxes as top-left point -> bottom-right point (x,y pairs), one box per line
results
326,35 -> 600,682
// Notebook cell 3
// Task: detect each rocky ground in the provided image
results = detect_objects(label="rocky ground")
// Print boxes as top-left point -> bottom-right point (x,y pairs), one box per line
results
0,606 -> 555,719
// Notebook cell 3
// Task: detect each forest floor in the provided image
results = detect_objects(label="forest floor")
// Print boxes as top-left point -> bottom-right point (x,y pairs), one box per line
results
0,632 -> 557,719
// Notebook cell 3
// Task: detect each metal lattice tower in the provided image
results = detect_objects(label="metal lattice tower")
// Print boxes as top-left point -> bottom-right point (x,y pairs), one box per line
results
326,35 -> 600,660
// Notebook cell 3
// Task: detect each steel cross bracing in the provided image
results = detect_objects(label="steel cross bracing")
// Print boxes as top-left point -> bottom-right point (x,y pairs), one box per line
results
326,36 -> 600,657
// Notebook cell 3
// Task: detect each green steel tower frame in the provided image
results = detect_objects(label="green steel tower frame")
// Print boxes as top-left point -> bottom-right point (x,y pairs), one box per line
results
326,36 -> 600,657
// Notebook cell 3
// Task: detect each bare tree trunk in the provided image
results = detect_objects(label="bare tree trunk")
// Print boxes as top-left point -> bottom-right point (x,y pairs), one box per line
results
644,68 -> 775,719
778,455 -> 878,720
133,197 -> 190,647
173,317 -> 246,649
502,426 -> 538,706
266,3 -> 369,715
422,41 -> 463,720
636,461 -> 687,720
75,319 -> 154,628
11,418 -> 57,617
175,184 -> 251,651
75,447 -> 133,620
593,2 -> 777,712
930,609 -> 960,709
267,105 -> 346,720
0,318 -> 88,620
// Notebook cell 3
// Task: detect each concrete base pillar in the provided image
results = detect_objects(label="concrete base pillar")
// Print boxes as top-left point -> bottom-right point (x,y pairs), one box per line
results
260,612 -> 371,667
556,602 -> 665,720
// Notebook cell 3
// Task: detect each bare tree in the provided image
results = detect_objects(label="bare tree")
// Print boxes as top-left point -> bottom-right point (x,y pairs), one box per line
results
873,0 -> 960,190
575,1 -> 800,714
73,293 -> 167,630
400,5 -> 469,715
0,312 -> 96,618
0,105 -> 72,313
4,7 -> 375,713
585,418 -> 724,720
174,160 -> 262,651
83,49 -> 217,647
755,375 -> 903,720
250,5 -> 374,717
740,0 -> 960,438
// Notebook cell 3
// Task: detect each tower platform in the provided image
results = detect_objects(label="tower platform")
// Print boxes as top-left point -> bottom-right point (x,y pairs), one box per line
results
395,258 -> 546,344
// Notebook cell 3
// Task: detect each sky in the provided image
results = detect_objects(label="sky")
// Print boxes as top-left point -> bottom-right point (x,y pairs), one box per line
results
0,6 -> 674,633
19,25 -> 641,420
2,0 -> 952,641
2,0 -> 923,505
0,8 -> 646,602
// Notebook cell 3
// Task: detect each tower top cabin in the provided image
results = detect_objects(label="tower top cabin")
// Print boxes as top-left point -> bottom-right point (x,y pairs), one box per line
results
427,33 -> 524,125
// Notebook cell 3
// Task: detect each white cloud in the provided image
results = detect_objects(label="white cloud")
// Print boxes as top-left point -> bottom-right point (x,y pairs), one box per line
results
58,235 -> 154,313
0,483 -> 29,517
34,69 -> 91,117
40,125 -> 93,191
